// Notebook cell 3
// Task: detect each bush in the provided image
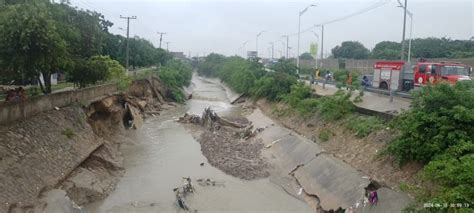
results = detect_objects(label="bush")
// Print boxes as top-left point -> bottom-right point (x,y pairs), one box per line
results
159,59 -> 193,102
319,129 -> 333,142
318,90 -> 354,120
388,81 -> 474,206
388,81 -> 474,164
61,128 -> 75,139
296,98 -> 319,115
422,153 -> 474,205
283,83 -> 312,107
251,72 -> 297,101
345,115 -> 384,138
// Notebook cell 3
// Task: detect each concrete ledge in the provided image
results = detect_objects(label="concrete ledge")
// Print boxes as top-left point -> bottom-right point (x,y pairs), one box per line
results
0,84 -> 118,124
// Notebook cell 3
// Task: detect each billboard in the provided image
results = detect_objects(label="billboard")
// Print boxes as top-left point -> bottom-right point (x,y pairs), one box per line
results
247,51 -> 258,59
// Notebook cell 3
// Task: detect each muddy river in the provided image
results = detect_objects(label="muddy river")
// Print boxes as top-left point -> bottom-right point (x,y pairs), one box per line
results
78,76 -> 310,212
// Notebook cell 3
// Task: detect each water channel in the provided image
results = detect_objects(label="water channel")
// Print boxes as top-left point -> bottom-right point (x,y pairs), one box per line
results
83,76 -> 310,212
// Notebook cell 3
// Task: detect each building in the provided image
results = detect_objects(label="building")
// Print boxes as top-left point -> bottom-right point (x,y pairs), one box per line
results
171,52 -> 186,60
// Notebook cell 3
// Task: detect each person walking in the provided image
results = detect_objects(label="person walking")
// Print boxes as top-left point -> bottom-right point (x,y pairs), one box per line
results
346,72 -> 353,90
368,190 -> 378,206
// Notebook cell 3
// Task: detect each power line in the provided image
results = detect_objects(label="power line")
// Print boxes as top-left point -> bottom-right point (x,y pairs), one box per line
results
74,0 -> 159,46
288,0 -> 390,37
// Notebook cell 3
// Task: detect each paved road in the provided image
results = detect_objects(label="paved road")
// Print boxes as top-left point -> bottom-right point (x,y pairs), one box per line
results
309,82 -> 411,114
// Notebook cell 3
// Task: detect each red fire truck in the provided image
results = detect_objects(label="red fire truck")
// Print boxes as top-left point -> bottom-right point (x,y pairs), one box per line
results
372,60 -> 472,91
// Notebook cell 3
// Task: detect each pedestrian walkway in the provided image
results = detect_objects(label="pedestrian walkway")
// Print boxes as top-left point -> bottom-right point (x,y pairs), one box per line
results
309,83 -> 411,114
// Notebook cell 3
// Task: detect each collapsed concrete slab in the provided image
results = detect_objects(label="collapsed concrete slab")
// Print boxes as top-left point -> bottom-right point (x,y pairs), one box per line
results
294,154 -> 370,211
270,135 -> 322,173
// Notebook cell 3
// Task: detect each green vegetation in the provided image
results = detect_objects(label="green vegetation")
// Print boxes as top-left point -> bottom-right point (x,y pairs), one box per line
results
158,59 -> 193,102
251,73 -> 297,101
283,83 -> 312,107
345,115 -> 384,138
388,81 -> 474,206
317,90 -> 354,121
332,41 -> 370,59
197,54 -> 295,100
61,128 -> 75,139
0,2 -> 67,94
0,1 -> 172,93
318,129 -> 333,142
332,38 -> 474,59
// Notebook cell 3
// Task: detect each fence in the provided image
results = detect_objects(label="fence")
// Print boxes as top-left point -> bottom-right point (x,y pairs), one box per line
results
0,84 -> 118,124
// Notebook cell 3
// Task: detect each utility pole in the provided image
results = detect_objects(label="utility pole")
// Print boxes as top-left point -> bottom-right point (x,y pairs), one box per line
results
157,32 -> 166,49
282,35 -> 289,59
319,25 -> 324,68
397,0 -> 413,62
166,42 -> 171,51
400,0 -> 408,61
120,15 -> 137,71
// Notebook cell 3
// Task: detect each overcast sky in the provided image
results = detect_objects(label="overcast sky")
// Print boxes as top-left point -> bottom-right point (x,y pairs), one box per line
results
71,0 -> 473,58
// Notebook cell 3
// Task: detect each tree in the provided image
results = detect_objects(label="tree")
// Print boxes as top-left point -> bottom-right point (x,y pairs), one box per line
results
331,41 -> 369,59
0,3 -> 67,94
370,41 -> 401,60
67,56 -> 109,88
50,3 -> 111,59
299,52 -> 314,60
270,58 -> 298,76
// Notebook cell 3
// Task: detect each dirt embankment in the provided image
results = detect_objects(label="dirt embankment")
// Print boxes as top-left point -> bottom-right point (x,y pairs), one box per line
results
254,99 -> 423,191
179,108 -> 269,180
0,77 -> 177,212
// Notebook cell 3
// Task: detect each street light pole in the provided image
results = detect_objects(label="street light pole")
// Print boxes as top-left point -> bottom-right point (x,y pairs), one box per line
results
242,40 -> 249,57
297,4 -> 316,74
256,30 -> 265,57
397,0 -> 413,62
407,13 -> 413,62
166,42 -> 170,51
400,0 -> 408,61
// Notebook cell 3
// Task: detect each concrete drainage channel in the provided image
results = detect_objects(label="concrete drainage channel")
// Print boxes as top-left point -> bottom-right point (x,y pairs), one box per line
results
249,109 -> 413,212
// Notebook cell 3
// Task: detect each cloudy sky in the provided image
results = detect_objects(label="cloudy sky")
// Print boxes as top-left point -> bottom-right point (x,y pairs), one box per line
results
71,0 -> 473,58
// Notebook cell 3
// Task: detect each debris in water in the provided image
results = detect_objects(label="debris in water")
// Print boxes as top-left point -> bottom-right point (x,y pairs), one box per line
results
173,177 -> 195,211
196,178 -> 225,187
54,106 -> 60,111
298,188 -> 303,195
200,162 -> 205,166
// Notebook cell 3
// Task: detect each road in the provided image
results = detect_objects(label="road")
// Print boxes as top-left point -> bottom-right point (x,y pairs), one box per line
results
309,82 -> 411,115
